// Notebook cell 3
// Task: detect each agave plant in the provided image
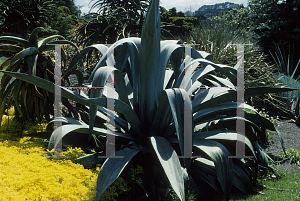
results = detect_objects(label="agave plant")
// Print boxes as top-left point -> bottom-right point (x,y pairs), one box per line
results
182,19 -> 292,118
0,0 -> 296,200
270,42 -> 300,126
0,27 -> 81,124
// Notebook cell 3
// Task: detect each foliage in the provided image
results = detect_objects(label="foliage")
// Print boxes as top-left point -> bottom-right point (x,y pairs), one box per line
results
52,0 -> 82,18
0,28 -> 81,124
181,19 -> 292,117
0,0 -> 55,39
245,106 -> 280,141
160,6 -> 203,39
247,0 -> 300,76
210,5 -> 252,36
75,0 -> 149,46
1,0 -> 297,200
282,148 -> 300,167
270,42 -> 300,124
46,6 -> 80,38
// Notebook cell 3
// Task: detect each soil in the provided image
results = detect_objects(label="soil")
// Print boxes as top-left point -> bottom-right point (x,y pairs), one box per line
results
264,119 -> 300,172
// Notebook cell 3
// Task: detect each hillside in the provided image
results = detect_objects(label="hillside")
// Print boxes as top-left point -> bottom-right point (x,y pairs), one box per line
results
195,2 -> 239,18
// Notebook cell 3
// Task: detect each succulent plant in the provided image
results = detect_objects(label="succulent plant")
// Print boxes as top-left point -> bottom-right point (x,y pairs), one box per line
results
1,0 -> 297,200
0,27 -> 81,124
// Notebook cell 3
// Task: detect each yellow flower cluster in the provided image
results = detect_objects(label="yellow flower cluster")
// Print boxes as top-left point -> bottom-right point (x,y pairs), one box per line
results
0,140 -> 98,201
0,107 -> 143,200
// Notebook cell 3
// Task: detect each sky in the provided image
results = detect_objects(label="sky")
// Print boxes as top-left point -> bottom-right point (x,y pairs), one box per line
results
75,0 -> 249,15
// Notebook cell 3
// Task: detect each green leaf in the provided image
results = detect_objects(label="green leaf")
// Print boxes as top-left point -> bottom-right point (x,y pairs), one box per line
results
38,35 -> 65,48
150,136 -> 185,201
96,142 -> 140,201
0,36 -> 32,48
89,66 -> 131,140
0,71 -> 142,136
194,102 -> 255,124
29,27 -> 44,48
193,130 -> 255,158
26,54 -> 38,75
193,139 -> 233,200
232,164 -> 254,194
245,87 -> 298,97
47,124 -> 134,152
139,0 -> 161,125
75,152 -> 107,167
65,44 -> 108,80
0,44 -> 23,53
11,47 -> 39,64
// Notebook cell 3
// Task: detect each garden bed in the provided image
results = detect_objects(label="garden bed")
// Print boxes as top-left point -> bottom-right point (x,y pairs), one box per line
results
264,119 -> 300,172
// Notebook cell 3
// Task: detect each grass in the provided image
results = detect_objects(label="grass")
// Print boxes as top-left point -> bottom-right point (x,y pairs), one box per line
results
209,167 -> 300,201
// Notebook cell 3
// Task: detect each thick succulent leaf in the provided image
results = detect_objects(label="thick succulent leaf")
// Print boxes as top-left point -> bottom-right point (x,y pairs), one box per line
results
88,44 -> 119,81
0,44 -> 23,53
254,142 -> 269,167
190,168 -> 219,193
48,117 -> 85,126
150,136 -> 185,201
66,44 -> 108,79
153,88 -> 192,170
114,42 -> 130,72
27,54 -> 38,75
89,66 -> 130,139
151,89 -> 172,135
187,80 -> 203,95
48,124 -> 134,151
0,36 -> 32,48
245,87 -> 298,97
178,58 -> 237,86
169,47 -> 184,81
203,78 -> 222,87
0,71 -> 142,136
232,164 -> 254,193
12,80 -> 23,117
139,0 -> 161,125
158,43 -> 206,95
29,27 -> 44,48
163,70 -> 174,89
193,88 -> 237,113
11,47 -> 39,65
96,142 -> 140,201
174,60 -> 202,90
205,74 -> 235,88
244,113 -> 286,153
47,125 -> 92,151
194,102 -> 256,124
38,35 -> 65,48
0,80 -> 17,124
193,139 -> 233,200
193,130 -> 255,158
75,152 -> 107,167
193,157 -> 217,176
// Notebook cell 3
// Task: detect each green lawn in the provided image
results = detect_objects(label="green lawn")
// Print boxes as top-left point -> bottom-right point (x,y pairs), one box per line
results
208,167 -> 300,201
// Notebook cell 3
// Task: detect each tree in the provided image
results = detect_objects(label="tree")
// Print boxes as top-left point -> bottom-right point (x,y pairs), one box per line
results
248,0 -> 300,75
52,0 -> 82,18
0,0 -> 55,39
169,7 -> 177,17
75,0 -> 150,46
